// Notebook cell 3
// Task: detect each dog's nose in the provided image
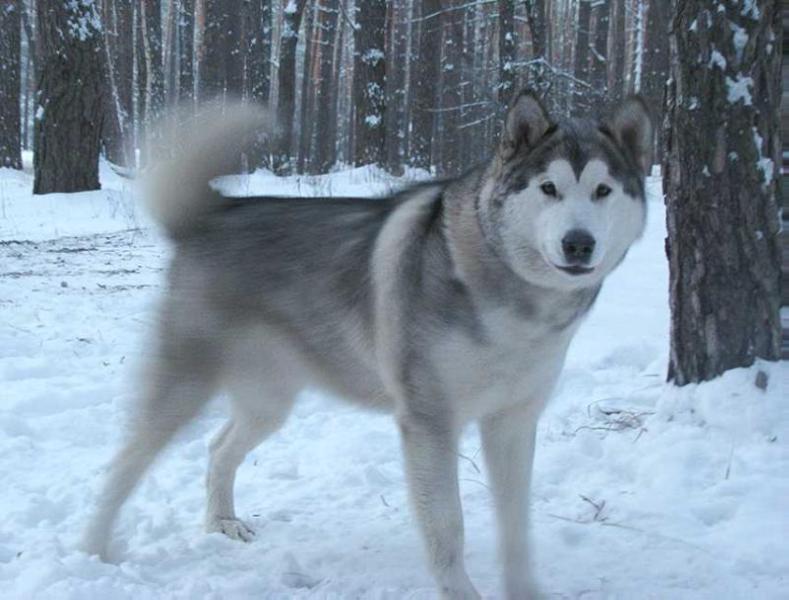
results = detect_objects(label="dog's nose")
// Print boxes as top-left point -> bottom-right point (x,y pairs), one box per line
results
562,229 -> 596,264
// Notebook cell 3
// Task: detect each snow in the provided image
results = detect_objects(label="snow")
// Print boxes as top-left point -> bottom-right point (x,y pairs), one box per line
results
726,75 -> 754,105
0,163 -> 787,599
709,50 -> 727,70
751,127 -> 775,189
731,23 -> 749,64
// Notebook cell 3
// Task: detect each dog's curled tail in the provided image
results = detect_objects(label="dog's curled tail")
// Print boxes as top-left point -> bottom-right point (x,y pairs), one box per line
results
144,102 -> 270,239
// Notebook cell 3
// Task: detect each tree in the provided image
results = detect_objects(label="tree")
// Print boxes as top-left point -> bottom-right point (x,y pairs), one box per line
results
498,0 -> 516,107
313,0 -> 339,174
274,0 -> 307,173
0,0 -> 23,169
641,0 -> 669,154
589,0 -> 610,94
179,0 -> 195,106
34,0 -> 104,194
100,0 -> 134,167
409,0 -> 441,171
436,0 -> 465,177
352,0 -> 386,167
608,0 -> 627,102
663,0 -> 783,385
201,0 -> 243,101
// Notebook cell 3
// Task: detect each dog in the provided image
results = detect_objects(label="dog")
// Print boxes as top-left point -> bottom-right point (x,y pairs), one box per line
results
82,90 -> 653,599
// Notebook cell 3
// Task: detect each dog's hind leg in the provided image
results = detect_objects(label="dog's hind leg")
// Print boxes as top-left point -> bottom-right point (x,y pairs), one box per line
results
205,366 -> 297,541
82,336 -> 220,560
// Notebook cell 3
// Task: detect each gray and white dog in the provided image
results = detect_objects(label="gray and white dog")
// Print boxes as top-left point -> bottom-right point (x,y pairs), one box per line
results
83,90 -> 653,599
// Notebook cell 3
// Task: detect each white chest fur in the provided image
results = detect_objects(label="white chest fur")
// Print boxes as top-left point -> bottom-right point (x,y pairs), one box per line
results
431,307 -> 578,423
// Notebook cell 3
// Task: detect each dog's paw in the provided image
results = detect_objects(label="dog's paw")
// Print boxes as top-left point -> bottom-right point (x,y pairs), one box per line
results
206,517 -> 256,542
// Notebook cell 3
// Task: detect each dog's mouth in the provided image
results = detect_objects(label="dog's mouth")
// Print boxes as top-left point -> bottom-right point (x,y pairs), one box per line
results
555,264 -> 595,276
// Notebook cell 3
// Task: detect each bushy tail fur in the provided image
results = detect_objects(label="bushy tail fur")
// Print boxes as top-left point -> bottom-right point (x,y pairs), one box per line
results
144,103 -> 270,239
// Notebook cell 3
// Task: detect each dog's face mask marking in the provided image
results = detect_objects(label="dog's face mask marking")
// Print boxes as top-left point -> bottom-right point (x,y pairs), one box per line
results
479,91 -> 653,290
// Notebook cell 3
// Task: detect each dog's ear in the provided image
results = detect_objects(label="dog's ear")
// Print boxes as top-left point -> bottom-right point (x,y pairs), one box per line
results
500,90 -> 553,160
606,96 -> 654,176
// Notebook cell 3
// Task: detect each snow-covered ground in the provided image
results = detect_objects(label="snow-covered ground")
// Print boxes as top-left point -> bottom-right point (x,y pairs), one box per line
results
0,162 -> 786,599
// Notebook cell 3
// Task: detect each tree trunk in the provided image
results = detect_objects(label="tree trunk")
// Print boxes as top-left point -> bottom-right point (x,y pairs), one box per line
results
244,0 -> 271,169
34,0 -> 104,193
642,0 -> 669,156
409,0 -> 440,170
608,0 -> 627,103
201,0 -> 244,102
498,0 -> 516,107
273,0 -> 306,173
0,0 -> 23,169
140,0 -> 164,127
313,0 -> 339,174
384,0 -> 408,176
297,1 -> 317,173
663,0 -> 783,385
352,0 -> 387,167
574,0 -> 592,112
523,0 -> 547,96
436,0 -> 464,177
179,0 -> 195,106
590,0 -> 610,95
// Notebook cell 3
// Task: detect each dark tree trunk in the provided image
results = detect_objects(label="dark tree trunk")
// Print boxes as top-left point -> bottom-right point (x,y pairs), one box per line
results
642,0 -> 669,156
436,0 -> 464,177
179,0 -> 195,106
352,0 -> 387,166
573,0 -> 592,113
244,0 -> 271,169
608,0 -> 627,103
34,0 -> 104,193
201,0 -> 244,101
313,0 -> 339,174
590,0 -> 610,94
140,0 -> 164,126
523,0 -> 547,95
409,0 -> 440,170
384,0 -> 407,175
498,0 -> 516,107
100,0 -> 133,167
273,0 -> 306,173
297,1 -> 317,173
0,0 -> 23,169
663,0 -> 783,385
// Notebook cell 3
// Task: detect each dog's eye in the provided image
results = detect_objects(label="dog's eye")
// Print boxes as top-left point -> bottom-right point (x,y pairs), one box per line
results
596,184 -> 612,199
540,182 -> 557,197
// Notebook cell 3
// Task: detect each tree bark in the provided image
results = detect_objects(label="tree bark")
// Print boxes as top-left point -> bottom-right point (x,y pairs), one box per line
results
0,0 -> 23,169
608,0 -> 627,102
590,0 -> 610,95
201,0 -> 244,102
179,0 -> 195,106
436,0 -> 464,177
34,0 -> 104,193
409,0 -> 440,170
352,0 -> 387,166
523,0 -> 547,95
642,0 -> 669,155
498,0 -> 516,107
313,0 -> 339,174
663,0 -> 783,385
273,0 -> 307,173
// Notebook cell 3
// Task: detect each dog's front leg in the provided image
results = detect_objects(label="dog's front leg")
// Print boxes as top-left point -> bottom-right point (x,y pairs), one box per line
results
480,404 -> 540,600
398,414 -> 480,600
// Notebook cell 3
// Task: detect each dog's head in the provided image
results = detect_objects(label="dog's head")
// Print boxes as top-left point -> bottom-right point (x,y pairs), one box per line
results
478,90 -> 653,290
